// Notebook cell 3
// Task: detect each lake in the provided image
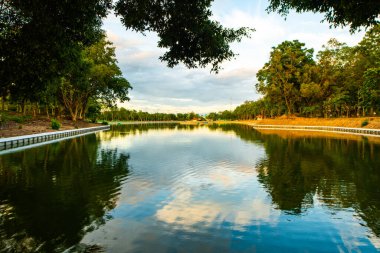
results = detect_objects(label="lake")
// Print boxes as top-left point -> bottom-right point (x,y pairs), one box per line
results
0,124 -> 379,252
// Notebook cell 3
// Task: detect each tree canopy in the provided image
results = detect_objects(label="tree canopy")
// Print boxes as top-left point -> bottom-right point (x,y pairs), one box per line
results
256,40 -> 315,115
267,0 -> 380,32
60,36 -> 131,121
115,0 -> 252,72
1,0 -> 378,89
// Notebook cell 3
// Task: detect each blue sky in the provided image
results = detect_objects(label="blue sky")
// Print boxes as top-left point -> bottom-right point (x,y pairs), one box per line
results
102,0 -> 365,114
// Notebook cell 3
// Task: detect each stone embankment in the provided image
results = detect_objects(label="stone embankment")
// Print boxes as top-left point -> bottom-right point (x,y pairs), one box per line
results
0,125 -> 110,152
249,124 -> 380,137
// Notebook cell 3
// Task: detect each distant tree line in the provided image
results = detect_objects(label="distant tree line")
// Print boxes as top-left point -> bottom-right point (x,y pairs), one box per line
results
100,108 -> 204,122
207,26 -> 380,121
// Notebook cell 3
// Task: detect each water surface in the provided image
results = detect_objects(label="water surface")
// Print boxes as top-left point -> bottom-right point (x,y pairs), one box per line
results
0,124 -> 379,252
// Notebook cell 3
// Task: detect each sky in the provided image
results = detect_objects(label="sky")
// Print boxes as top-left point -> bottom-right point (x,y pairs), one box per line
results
102,0 -> 365,114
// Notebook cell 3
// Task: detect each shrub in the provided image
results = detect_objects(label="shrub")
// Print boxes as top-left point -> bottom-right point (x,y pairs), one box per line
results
86,103 -> 101,123
361,119 -> 369,127
51,119 -> 61,130
0,113 -> 7,123
0,114 -> 9,129
5,115 -> 31,124
8,116 -> 25,124
101,121 -> 108,125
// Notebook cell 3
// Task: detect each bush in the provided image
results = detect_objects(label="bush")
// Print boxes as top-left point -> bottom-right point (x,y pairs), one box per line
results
101,121 -> 108,125
361,119 -> 369,127
86,103 -> 101,123
11,116 -> 25,123
51,119 -> 61,130
0,113 -> 10,129
0,113 -> 7,123
0,113 -> 32,125
4,115 -> 31,123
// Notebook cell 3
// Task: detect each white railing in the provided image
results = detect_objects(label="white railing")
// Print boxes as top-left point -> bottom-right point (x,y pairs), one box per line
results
0,125 -> 110,151
251,125 -> 380,137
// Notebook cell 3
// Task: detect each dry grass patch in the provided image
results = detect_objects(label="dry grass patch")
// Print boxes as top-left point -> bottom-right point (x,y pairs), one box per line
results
0,115 -> 100,138
234,117 -> 380,129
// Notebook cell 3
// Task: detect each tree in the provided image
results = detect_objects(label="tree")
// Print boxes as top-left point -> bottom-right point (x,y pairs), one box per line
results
256,40 -> 315,115
82,37 -> 132,109
60,37 -> 131,121
358,25 -> 380,67
267,0 -> 380,32
359,68 -> 380,115
300,81 -> 323,117
1,0 -> 111,100
86,100 -> 102,123
313,39 -> 354,117
234,101 -> 263,120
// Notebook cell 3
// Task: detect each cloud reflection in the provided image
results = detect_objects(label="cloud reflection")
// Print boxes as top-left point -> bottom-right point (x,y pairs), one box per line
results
155,163 -> 280,231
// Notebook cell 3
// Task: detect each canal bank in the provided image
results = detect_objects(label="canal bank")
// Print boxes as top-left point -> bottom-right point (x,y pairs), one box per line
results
0,125 -> 110,152
247,124 -> 380,138
213,118 -> 380,138
2,119 -> 380,154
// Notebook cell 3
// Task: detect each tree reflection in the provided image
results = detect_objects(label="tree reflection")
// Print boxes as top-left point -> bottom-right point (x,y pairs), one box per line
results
213,124 -> 380,236
100,123 -> 199,140
0,134 -> 129,252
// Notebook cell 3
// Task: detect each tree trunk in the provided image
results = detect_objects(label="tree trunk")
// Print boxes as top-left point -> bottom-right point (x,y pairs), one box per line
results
46,106 -> 50,119
1,95 -> 5,111
22,100 -> 26,115
69,107 -> 78,122
78,108 -> 83,120
32,103 -> 36,117
284,96 -> 292,116
81,99 -> 88,120
56,107 -> 62,119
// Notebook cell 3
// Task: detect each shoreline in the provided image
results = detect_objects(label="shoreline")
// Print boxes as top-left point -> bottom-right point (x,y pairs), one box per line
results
105,119 -> 380,138
107,121 -> 181,125
248,124 -> 380,137
0,125 -> 110,153
2,117 -> 380,140
0,116 -> 101,138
